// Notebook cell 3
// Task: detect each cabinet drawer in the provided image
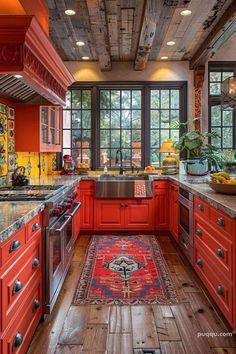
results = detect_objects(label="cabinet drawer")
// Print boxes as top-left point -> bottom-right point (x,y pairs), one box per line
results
153,181 -> 168,189
209,207 -> 234,240
194,196 -> 210,218
1,279 -> 42,354
26,214 -> 42,242
1,237 -> 41,331
194,218 -> 233,280
80,180 -> 94,191
194,243 -> 233,325
0,227 -> 26,269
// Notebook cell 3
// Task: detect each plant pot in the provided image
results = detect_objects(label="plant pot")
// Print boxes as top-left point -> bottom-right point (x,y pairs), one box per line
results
185,159 -> 208,176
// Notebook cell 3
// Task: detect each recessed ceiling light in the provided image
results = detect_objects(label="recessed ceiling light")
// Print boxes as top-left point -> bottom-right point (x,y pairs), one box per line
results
180,9 -> 192,16
167,41 -> 175,46
161,56 -> 168,60
14,74 -> 23,79
76,41 -> 85,46
65,9 -> 76,15
82,56 -> 89,60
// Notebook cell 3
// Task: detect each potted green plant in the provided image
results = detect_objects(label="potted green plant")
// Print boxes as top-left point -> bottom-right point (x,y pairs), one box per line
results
218,150 -> 236,175
172,121 -> 220,176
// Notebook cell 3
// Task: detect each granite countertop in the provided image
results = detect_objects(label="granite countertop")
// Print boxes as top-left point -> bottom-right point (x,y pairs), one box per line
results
0,202 -> 45,243
1,172 -> 236,244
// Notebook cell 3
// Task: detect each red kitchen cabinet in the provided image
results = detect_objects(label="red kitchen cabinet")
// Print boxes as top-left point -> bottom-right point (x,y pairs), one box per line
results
154,181 -> 169,230
15,104 -> 62,152
80,181 -> 94,230
94,199 -> 154,231
94,200 -> 124,230
124,199 -> 154,230
169,182 -> 179,241
0,214 -> 43,353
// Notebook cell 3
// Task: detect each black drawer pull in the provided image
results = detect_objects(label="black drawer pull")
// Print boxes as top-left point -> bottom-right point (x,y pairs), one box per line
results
216,285 -> 224,296
216,248 -> 224,258
196,258 -> 203,266
32,257 -> 40,269
13,332 -> 23,349
33,298 -> 40,312
216,217 -> 225,227
12,280 -> 23,294
9,240 -> 21,253
32,223 -> 40,231
198,204 -> 204,211
196,228 -> 202,237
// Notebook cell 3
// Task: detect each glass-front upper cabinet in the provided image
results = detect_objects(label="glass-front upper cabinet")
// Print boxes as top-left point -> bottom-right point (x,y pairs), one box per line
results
40,106 -> 62,151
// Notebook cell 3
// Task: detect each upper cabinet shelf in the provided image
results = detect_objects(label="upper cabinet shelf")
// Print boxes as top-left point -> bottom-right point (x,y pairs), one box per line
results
15,104 -> 62,153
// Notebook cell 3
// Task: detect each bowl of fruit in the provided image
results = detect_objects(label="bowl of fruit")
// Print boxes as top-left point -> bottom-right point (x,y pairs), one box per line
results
144,165 -> 158,174
209,172 -> 236,194
76,162 -> 90,175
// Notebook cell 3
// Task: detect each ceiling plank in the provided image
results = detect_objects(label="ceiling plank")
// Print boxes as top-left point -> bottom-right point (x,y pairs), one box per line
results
190,0 -> 236,69
120,7 -> 134,60
105,0 -> 119,60
86,0 -> 112,71
134,0 -> 161,70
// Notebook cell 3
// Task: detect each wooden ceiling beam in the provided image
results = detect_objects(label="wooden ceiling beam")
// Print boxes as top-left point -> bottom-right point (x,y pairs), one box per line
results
134,0 -> 160,71
190,0 -> 236,69
86,0 -> 111,71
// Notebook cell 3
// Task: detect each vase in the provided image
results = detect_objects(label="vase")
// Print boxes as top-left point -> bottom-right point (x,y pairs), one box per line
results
185,159 -> 208,176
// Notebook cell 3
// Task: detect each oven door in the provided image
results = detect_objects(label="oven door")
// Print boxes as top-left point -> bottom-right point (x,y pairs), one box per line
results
45,214 -> 72,312
178,195 -> 193,246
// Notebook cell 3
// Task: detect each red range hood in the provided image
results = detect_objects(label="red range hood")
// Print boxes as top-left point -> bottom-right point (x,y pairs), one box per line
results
0,15 -> 74,105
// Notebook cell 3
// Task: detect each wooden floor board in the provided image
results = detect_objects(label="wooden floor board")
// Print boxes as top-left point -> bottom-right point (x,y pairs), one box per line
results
27,233 -> 236,354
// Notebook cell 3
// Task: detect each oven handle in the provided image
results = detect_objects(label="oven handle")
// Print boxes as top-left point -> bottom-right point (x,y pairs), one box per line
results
66,202 -> 81,217
51,215 -> 72,234
178,194 -> 193,208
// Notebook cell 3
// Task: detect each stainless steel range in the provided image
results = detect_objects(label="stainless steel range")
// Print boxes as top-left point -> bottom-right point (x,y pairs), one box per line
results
43,185 -> 80,313
0,183 -> 81,313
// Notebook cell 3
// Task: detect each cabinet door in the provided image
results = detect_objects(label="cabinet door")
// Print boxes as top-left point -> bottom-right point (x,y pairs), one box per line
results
124,199 -> 154,230
40,106 -> 49,147
40,106 -> 62,152
173,188 -> 179,240
155,188 -> 169,230
80,182 -> 94,230
94,200 -> 124,230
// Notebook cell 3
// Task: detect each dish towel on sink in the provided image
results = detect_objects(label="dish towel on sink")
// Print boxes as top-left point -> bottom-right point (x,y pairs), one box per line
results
134,180 -> 147,198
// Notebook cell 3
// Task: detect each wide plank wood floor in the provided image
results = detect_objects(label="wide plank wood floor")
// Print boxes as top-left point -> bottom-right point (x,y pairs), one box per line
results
27,234 -> 236,354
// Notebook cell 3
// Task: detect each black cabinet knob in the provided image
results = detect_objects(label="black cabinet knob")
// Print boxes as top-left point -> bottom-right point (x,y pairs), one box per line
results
13,332 -> 23,348
198,204 -> 204,211
196,228 -> 202,237
196,258 -> 203,266
12,280 -> 23,294
216,217 -> 225,227
32,257 -> 40,269
216,248 -> 224,258
9,240 -> 21,253
32,298 -> 40,312
216,285 -> 224,296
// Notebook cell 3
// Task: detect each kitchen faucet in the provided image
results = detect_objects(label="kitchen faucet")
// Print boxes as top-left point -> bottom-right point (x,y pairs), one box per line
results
115,149 -> 124,174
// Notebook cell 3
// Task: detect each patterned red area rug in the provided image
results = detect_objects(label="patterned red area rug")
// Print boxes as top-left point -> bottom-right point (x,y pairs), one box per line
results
73,235 -> 179,305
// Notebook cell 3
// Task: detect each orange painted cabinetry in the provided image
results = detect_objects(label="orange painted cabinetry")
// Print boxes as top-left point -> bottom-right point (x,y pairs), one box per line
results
80,180 -> 94,230
169,182 -> 179,241
73,183 -> 81,240
154,181 -> 169,230
94,199 -> 154,231
194,196 -> 236,328
0,214 -> 43,354
15,104 -> 62,152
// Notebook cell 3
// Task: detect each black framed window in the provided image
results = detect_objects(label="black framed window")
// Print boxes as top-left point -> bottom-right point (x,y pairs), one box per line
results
99,89 -> 142,168
150,89 -> 180,165
62,82 -> 187,169
209,62 -> 236,151
63,89 -> 92,167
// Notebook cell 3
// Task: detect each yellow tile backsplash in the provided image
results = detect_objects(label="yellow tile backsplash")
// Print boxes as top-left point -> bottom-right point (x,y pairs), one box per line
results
16,152 -> 56,177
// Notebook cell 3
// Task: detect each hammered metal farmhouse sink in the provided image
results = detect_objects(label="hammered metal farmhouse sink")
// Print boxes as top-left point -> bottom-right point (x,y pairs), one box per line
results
96,174 -> 153,198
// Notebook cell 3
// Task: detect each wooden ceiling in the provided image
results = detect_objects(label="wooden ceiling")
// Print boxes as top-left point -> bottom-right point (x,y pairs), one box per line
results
46,0 -> 236,71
